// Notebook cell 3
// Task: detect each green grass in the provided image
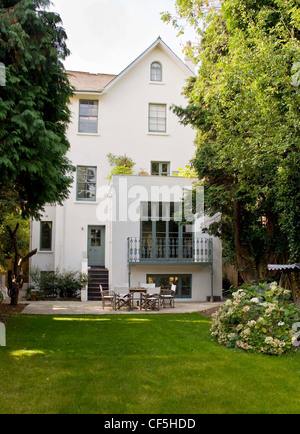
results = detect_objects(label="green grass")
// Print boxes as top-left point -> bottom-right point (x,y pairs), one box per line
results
1,313 -> 300,414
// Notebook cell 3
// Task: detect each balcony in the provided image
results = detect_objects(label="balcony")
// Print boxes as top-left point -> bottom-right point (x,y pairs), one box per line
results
128,237 -> 213,265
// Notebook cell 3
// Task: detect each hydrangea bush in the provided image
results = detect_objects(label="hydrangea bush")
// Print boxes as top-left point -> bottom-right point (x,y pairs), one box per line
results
211,282 -> 300,355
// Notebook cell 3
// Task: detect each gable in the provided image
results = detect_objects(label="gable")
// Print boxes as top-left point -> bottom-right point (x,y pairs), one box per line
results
101,37 -> 195,94
67,38 -> 195,95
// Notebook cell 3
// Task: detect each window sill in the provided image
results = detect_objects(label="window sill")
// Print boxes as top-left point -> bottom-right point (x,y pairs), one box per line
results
149,81 -> 165,85
74,201 -> 97,204
147,132 -> 169,136
38,251 -> 53,254
77,133 -> 100,137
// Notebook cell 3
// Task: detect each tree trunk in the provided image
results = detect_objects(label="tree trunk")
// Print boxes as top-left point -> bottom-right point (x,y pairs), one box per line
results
266,211 -> 277,265
234,200 -> 257,283
6,224 -> 37,306
9,281 -> 19,306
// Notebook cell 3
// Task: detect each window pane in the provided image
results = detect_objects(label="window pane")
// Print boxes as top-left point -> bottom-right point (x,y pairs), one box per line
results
156,220 -> 166,236
169,220 -> 179,236
79,100 -> 98,116
86,184 -> 96,199
91,229 -> 101,246
151,62 -> 162,81
151,162 -> 159,175
149,104 -> 166,133
77,166 -> 97,201
142,221 -> 152,237
181,286 -> 191,297
159,277 -> 171,289
161,163 -> 169,174
40,222 -> 52,251
79,100 -> 98,133
86,168 -> 96,182
79,117 -> 98,134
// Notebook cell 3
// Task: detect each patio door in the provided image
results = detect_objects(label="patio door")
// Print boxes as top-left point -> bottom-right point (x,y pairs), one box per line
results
146,275 -> 192,299
141,201 -> 193,260
88,226 -> 105,267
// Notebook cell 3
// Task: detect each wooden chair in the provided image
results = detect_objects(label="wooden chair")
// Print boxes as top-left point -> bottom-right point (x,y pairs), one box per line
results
99,285 -> 115,309
140,287 -> 160,311
160,284 -> 176,308
114,287 -> 133,311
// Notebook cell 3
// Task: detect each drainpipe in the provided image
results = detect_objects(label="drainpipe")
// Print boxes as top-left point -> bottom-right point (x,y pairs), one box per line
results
128,264 -> 131,288
210,263 -> 214,302
210,239 -> 214,302
127,237 -> 131,287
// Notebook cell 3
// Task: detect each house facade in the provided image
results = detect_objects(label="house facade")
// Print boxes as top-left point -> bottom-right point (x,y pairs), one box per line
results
30,38 -> 222,302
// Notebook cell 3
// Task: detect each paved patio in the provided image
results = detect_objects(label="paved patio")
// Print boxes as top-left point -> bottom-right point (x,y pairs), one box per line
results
16,300 -> 223,315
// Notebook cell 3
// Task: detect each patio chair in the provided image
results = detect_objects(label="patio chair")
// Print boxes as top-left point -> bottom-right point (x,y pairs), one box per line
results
114,286 -> 133,311
140,286 -> 160,311
140,288 -> 160,311
99,285 -> 115,309
160,284 -> 176,308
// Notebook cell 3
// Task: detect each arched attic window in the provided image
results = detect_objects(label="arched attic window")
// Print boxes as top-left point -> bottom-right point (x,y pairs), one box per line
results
150,62 -> 162,82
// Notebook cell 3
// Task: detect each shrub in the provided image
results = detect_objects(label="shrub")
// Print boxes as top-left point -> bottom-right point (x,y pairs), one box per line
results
30,267 -> 87,299
56,269 -> 82,298
211,282 -> 300,356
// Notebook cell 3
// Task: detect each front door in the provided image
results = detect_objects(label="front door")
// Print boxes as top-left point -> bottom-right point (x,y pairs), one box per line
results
88,226 -> 105,267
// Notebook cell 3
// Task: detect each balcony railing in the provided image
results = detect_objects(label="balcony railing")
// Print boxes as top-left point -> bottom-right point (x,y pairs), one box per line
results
128,237 -> 213,264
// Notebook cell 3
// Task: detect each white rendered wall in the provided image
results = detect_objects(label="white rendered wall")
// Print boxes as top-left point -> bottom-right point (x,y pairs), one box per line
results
110,175 -> 222,301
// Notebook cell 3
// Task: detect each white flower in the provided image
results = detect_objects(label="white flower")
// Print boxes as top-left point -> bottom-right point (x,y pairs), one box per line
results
233,290 -> 246,299
250,298 -> 260,304
241,328 -> 251,339
247,320 -> 257,327
278,321 -> 285,326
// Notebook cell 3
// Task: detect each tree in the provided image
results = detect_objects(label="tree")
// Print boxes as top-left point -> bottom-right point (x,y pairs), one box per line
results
163,0 -> 300,282
0,212 -> 29,271
0,0 -> 74,218
0,0 -> 74,304
5,219 -> 37,306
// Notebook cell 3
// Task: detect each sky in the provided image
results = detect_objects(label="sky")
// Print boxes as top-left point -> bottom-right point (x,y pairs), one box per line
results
49,0 -> 196,75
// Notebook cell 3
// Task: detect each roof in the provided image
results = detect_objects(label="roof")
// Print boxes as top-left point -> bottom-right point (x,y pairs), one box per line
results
66,71 -> 116,93
66,37 -> 195,94
268,264 -> 300,271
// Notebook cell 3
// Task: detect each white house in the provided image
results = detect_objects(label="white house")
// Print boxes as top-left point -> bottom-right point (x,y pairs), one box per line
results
30,37 -> 222,302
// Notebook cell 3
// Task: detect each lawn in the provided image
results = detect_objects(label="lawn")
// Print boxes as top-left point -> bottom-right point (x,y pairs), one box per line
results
0,312 -> 300,414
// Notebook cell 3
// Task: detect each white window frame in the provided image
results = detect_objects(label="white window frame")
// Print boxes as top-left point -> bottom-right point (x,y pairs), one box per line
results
150,62 -> 162,82
78,100 -> 99,134
76,166 -> 97,202
148,103 -> 167,133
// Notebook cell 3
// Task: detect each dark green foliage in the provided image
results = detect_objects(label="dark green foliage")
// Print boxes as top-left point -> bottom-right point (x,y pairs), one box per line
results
165,0 -> 300,281
30,267 -> 83,298
0,0 -> 75,218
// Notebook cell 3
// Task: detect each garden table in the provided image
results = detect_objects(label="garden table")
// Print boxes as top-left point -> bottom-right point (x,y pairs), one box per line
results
129,288 -> 147,309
